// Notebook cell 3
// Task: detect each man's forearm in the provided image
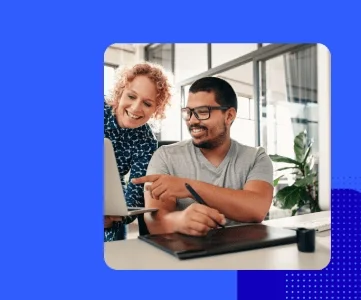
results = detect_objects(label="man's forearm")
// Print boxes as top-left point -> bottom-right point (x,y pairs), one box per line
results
144,209 -> 181,235
186,179 -> 272,223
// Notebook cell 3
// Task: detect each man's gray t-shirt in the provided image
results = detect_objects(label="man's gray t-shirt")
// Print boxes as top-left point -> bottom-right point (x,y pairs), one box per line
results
146,139 -> 274,225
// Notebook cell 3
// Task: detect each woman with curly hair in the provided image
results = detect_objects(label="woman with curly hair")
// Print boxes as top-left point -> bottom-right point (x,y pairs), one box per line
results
104,62 -> 172,241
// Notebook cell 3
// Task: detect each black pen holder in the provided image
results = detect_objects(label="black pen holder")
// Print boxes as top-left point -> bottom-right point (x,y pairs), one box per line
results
296,228 -> 316,253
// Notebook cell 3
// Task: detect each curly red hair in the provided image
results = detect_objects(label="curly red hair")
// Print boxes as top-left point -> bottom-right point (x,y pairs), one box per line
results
106,62 -> 173,120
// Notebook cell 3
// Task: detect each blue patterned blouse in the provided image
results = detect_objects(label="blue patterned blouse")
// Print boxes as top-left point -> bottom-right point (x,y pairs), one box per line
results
104,101 -> 157,241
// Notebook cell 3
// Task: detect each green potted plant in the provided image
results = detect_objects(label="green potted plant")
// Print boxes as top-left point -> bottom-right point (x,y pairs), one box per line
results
269,130 -> 320,216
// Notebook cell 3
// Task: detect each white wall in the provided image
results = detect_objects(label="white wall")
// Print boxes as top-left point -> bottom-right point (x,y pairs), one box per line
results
317,43 -> 331,211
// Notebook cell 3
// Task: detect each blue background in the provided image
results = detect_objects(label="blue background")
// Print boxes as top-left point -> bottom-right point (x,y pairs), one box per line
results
0,1 -> 359,299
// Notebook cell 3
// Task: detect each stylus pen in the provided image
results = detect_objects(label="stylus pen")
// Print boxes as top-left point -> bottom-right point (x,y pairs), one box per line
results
185,183 -> 225,228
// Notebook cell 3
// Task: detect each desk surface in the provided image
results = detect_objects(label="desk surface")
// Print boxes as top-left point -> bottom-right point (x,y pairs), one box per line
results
104,211 -> 331,270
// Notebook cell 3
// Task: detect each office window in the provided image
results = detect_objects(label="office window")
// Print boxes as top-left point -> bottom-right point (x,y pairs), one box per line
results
215,63 -> 256,147
211,44 -> 258,68
146,44 -> 173,73
260,45 -> 318,179
175,44 -> 208,82
145,44 -> 177,140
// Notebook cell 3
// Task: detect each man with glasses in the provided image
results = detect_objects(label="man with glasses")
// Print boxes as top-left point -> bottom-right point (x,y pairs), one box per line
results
132,77 -> 274,236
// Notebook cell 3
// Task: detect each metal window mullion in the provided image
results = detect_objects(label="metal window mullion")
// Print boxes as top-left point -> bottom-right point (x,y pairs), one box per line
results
253,59 -> 261,147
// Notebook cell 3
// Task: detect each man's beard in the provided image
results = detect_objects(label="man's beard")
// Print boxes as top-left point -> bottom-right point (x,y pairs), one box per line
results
189,123 -> 228,149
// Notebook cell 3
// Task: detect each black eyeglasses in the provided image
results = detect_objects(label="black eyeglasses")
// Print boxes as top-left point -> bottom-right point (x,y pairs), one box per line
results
181,106 -> 230,121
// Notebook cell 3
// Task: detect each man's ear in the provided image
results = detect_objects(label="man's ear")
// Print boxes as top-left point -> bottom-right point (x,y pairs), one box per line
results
226,108 -> 237,125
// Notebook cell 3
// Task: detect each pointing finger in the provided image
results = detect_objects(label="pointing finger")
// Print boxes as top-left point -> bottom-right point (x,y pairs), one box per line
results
131,174 -> 160,184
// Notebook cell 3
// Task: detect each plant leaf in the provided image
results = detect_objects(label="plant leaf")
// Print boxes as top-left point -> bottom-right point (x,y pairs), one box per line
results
294,174 -> 315,187
300,188 -> 314,202
269,154 -> 301,165
273,175 -> 284,186
306,155 -> 315,172
294,131 -> 307,162
302,141 -> 313,164
276,185 -> 314,210
275,186 -> 300,209
275,166 -> 300,172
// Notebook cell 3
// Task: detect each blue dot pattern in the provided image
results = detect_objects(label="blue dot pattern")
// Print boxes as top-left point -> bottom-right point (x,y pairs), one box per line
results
285,188 -> 361,299
103,101 -> 157,241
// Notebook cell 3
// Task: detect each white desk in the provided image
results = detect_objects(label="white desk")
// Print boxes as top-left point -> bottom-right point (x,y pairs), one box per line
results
104,211 -> 331,270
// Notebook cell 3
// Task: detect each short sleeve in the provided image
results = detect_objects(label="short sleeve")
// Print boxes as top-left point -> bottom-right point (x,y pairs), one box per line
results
146,146 -> 170,176
246,147 -> 274,185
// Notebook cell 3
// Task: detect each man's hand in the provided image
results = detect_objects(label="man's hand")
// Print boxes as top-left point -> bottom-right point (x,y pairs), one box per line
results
104,216 -> 123,229
173,203 -> 226,236
132,174 -> 190,202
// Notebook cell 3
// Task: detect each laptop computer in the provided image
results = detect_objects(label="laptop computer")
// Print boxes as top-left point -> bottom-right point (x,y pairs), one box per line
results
138,224 -> 297,260
104,137 -> 158,216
